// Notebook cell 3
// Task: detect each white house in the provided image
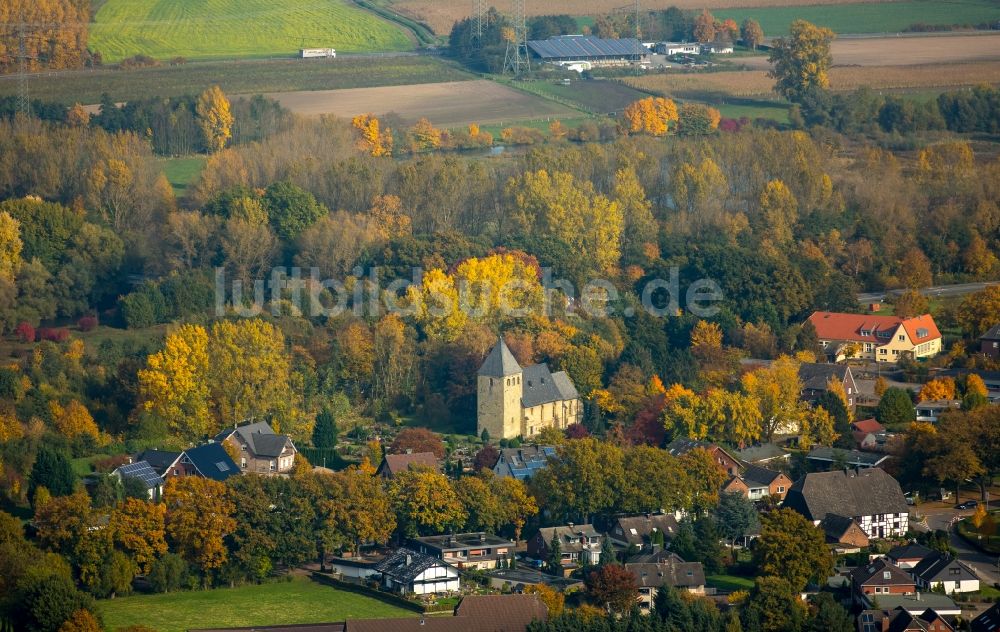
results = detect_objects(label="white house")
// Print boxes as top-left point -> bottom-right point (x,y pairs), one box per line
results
374,548 -> 460,595
656,42 -> 700,55
912,552 -> 980,594
784,468 -> 909,539
111,460 -> 163,500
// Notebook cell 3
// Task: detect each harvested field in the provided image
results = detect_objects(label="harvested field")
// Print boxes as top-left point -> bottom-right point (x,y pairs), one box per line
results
737,33 -> 1000,70
388,0 -> 915,35
263,79 -> 580,127
625,61 -> 1000,97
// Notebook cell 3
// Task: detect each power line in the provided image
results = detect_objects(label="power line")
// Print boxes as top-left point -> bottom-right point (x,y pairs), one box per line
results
503,0 -> 529,77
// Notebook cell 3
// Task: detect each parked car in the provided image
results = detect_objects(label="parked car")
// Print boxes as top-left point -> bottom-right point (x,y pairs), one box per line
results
955,500 -> 978,510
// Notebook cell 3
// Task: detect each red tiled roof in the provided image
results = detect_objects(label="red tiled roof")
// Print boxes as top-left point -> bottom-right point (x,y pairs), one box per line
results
808,312 -> 941,345
379,452 -> 440,476
852,418 -> 885,434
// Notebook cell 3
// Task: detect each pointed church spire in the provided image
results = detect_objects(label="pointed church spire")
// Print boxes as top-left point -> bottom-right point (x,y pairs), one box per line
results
478,336 -> 522,377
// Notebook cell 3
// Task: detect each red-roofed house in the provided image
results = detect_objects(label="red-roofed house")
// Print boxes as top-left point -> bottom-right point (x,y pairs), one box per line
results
851,418 -> 886,451
808,312 -> 942,363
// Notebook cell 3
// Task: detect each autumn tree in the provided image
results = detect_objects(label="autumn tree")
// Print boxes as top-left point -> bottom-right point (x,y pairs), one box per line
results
758,179 -> 798,246
163,477 -> 236,575
390,467 -> 466,536
138,324 -> 212,442
741,18 -> 764,50
693,9 -> 717,43
678,103 -> 722,136
586,563 -> 639,613
956,285 -> 1000,339
893,289 -> 929,319
752,508 -> 833,591
531,438 -> 625,523
0,211 -> 21,284
741,356 -> 808,441
964,232 -> 998,276
900,248 -> 933,289
50,400 -> 100,441
919,377 -> 956,402
111,498 -> 168,575
389,427 -> 445,458
742,576 -> 807,632
768,20 -> 835,102
369,194 -> 412,241
196,86 -> 234,153
680,447 -> 727,511
407,118 -> 443,152
622,97 -> 679,137
352,113 -> 393,156
622,445 -> 689,514
614,167 -> 657,265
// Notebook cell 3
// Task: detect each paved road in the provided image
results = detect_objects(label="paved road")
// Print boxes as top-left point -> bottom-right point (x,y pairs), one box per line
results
858,281 -> 999,304
915,503 -> 1000,586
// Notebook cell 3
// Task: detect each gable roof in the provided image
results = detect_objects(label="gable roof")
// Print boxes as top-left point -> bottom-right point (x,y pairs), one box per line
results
852,418 -> 885,434
820,514 -> 865,543
887,543 -> 934,563
135,449 -> 182,474
215,421 -> 295,458
665,438 -> 738,463
851,558 -> 915,587
479,338 -> 522,377
973,602 -> 1000,632
536,524 -> 600,552
113,460 -> 164,490
784,467 -> 908,523
863,607 -> 956,632
374,548 -> 451,584
378,452 -> 439,476
182,443 -> 240,481
612,514 -> 679,545
626,559 -> 705,589
913,552 -> 978,583
741,464 -> 786,488
982,324 -> 1000,342
735,443 -> 789,464
806,446 -> 891,468
521,364 -> 576,408
495,445 -> 556,479
808,312 -> 941,345
798,363 -> 851,391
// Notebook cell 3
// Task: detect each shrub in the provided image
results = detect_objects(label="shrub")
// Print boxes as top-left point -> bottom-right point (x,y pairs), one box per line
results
77,315 -> 98,332
14,321 -> 35,342
119,54 -> 159,70
37,327 -> 70,343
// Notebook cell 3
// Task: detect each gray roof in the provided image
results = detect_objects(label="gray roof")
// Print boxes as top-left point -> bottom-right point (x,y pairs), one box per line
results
495,445 -> 556,480
135,449 -> 181,474
851,558 -> 914,587
820,514 -> 862,542
735,443 -> 788,464
536,524 -> 600,553
913,552 -> 978,583
887,543 -> 934,563
798,363 -> 850,391
626,559 -> 705,589
374,547 -> 450,584
183,443 -> 240,482
521,364 -> 577,408
528,35 -> 643,59
215,421 -> 294,458
981,324 -> 1000,341
612,514 -> 679,546
478,338 -> 521,377
784,467 -> 908,523
806,446 -> 890,467
113,460 -> 163,490
411,532 -> 511,554
973,602 -> 1000,632
867,593 -> 959,614
741,464 -> 784,488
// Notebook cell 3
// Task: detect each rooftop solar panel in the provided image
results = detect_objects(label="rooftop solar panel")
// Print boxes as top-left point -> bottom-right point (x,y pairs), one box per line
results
115,461 -> 164,489
215,461 -> 230,472
527,36 -> 642,60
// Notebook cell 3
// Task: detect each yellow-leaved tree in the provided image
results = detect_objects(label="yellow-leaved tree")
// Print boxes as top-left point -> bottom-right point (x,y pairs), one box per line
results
49,400 -> 100,441
352,113 -> 393,157
768,20 -> 835,102
919,377 -> 956,402
758,179 -> 798,246
621,97 -> 679,137
0,211 -> 22,283
195,86 -> 234,153
138,324 -> 212,442
163,477 -> 235,574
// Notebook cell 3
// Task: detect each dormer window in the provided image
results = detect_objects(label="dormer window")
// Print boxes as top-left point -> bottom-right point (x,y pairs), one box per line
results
883,571 -> 891,580
860,329 -> 871,337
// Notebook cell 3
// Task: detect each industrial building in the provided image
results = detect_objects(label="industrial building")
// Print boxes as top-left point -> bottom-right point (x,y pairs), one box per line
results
527,35 -> 647,67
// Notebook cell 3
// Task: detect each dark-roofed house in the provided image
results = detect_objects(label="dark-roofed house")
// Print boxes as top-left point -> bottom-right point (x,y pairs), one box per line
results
373,548 -> 460,595
347,594 -> 548,632
666,438 -> 742,477
528,524 -> 602,571
492,445 -> 556,481
112,460 -> 164,500
179,443 -> 240,482
980,324 -> 1000,361
972,602 -> 1000,632
911,552 -> 979,593
851,558 -> 916,603
858,607 -> 955,632
477,338 -> 581,441
135,449 -> 187,478
887,543 -> 934,570
784,467 -> 909,539
215,421 -> 297,475
734,443 -> 789,466
377,452 -> 439,479
807,446 -> 892,470
410,532 -> 514,570
799,362 -> 859,409
608,514 -> 679,550
626,557 -> 706,613
821,514 -> 869,549
722,465 -> 792,502
527,35 -> 645,67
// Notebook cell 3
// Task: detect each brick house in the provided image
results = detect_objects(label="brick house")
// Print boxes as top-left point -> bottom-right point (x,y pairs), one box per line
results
722,464 -> 792,502
799,362 -> 859,409
980,324 -> 1000,361
821,514 -> 869,549
851,558 -> 916,603
214,421 -> 297,475
666,438 -> 742,477
858,607 -> 954,632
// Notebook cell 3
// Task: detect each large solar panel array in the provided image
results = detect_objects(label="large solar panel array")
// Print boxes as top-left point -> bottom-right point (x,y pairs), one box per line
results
116,461 -> 163,490
527,36 -> 643,60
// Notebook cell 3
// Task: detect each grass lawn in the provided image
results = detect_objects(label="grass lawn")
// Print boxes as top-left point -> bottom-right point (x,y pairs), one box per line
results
713,0 -> 1000,36
99,576 -> 417,632
71,455 -> 111,478
0,57 -> 471,105
522,79 -> 651,114
706,574 -> 755,592
160,156 -> 207,198
90,0 -> 412,62
714,99 -> 790,124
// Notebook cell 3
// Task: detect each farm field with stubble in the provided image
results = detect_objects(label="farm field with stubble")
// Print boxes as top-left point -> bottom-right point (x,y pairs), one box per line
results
89,0 -> 413,62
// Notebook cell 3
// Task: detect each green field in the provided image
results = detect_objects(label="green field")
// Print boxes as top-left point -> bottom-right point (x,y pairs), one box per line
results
714,100 -> 790,124
714,0 -> 1000,36
90,0 -> 413,62
706,574 -> 756,592
520,79 -> 651,114
0,57 -> 471,104
160,157 -> 207,197
98,576 -> 417,632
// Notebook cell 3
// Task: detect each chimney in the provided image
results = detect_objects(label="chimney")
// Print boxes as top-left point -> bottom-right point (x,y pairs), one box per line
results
480,532 -> 486,543
916,591 -> 920,601
406,554 -> 412,566
568,522 -> 574,531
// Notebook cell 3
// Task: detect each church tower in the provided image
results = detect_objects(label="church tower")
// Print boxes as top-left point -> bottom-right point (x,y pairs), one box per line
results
477,338 -> 523,440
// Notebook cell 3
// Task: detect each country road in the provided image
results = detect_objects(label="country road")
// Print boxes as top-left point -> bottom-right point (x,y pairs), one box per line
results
857,281 -> 999,304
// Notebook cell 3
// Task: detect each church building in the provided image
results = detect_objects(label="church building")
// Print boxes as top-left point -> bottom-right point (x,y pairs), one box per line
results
477,338 -> 582,440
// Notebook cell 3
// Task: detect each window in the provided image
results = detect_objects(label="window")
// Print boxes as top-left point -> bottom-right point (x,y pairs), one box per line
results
241,457 -> 247,469
883,571 -> 892,580
270,460 -> 276,471
777,486 -> 785,493
899,334 -> 905,341
880,349 -> 887,355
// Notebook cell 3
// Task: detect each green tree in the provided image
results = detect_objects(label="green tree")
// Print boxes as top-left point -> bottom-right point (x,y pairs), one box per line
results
546,534 -> 562,575
806,592 -> 853,632
715,491 -> 760,547
263,181 -> 326,241
97,550 -> 136,599
530,438 -> 624,523
312,408 -> 338,449
9,574 -> 98,632
768,20 -> 835,103
29,446 -> 75,498
815,390 -> 852,449
742,576 -> 806,632
876,387 -> 915,425
148,553 -> 188,593
752,509 -> 832,592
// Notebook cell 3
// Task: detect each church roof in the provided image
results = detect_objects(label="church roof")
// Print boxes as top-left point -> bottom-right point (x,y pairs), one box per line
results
478,338 -> 522,377
521,364 -> 577,408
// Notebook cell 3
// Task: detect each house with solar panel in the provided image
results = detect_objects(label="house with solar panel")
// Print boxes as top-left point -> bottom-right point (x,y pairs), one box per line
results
178,442 -> 240,482
492,445 -> 556,481
214,421 -> 297,475
112,460 -> 165,500
527,35 -> 648,70
477,338 -> 582,441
